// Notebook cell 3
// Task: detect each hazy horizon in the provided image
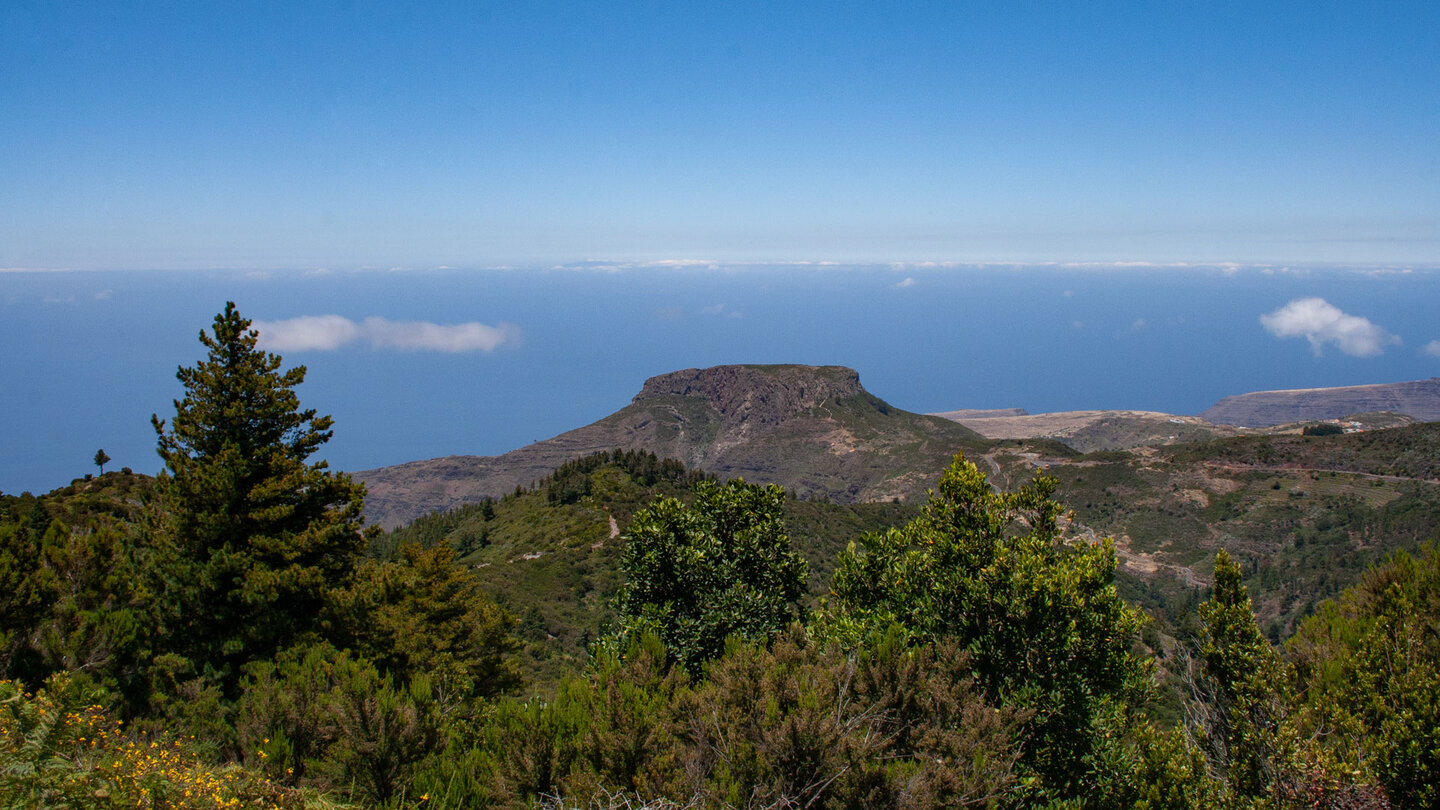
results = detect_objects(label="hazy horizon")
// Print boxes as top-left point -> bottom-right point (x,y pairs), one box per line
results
5,262 -> 1440,495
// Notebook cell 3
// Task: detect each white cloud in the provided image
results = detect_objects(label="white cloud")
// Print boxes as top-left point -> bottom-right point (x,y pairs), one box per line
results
649,259 -> 719,268
1131,318 -> 1147,331
1423,340 -> 1440,358
254,315 -> 360,351
254,315 -> 517,353
894,277 -> 916,289
699,303 -> 741,318
363,317 -> 517,352
1259,298 -> 1399,358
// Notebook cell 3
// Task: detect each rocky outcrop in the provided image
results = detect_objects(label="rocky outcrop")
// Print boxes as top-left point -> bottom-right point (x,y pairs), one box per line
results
636,365 -> 865,428
1199,379 -> 1440,427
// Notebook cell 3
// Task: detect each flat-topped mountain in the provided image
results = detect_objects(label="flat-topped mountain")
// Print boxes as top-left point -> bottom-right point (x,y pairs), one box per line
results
1200,378 -> 1440,427
359,364 -> 982,528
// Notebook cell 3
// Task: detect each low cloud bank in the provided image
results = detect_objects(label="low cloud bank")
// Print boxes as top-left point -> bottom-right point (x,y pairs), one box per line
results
254,316 -> 518,353
1259,298 -> 1398,358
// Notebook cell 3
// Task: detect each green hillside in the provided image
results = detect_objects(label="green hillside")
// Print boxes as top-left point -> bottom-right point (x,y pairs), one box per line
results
1050,423 -> 1440,639
380,449 -> 920,691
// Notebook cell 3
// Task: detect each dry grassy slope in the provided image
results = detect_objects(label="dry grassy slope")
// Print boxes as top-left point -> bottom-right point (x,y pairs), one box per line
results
358,365 -> 984,529
939,410 -> 1243,452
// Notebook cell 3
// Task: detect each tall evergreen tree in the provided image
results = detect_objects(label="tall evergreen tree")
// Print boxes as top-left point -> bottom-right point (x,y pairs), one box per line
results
1197,549 -> 1294,801
151,302 -> 366,691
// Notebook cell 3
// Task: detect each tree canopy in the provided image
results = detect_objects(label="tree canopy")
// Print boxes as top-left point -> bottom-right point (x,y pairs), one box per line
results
821,455 -> 1147,797
612,478 -> 808,673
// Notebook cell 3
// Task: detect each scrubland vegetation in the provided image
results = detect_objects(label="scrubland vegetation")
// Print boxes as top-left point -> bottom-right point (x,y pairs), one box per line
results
3,305 -> 1438,808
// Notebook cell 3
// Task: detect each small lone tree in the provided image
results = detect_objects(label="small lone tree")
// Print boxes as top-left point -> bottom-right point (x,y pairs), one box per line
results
151,302 -> 367,691
613,479 -> 808,673
93,449 -> 110,474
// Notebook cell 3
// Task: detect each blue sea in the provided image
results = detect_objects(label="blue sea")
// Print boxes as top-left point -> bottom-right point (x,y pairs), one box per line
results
3,263 -> 1437,495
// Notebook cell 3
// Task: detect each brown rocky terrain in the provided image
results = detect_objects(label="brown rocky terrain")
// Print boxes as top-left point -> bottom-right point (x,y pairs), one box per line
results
929,407 -> 1029,419
1199,378 -> 1440,427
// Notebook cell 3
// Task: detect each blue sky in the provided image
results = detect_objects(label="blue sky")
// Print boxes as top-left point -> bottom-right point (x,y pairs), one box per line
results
2,1 -> 1437,267
2,3 -> 1438,494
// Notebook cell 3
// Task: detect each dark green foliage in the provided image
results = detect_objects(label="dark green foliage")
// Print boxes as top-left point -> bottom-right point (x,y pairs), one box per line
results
1089,720 -> 1227,809
472,634 -> 685,805
821,454 -> 1147,798
782,497 -> 920,603
464,630 -> 1028,810
25,520 -> 149,700
674,630 -> 1027,809
0,509 -> 46,682
1196,549 -> 1294,800
92,448 -> 110,474
543,450 -> 710,506
611,479 -> 808,673
1302,423 -> 1346,436
331,543 -> 521,708
237,642 -> 442,805
150,302 -> 367,691
1288,545 -> 1440,808
0,472 -> 156,698
380,454 -> 919,694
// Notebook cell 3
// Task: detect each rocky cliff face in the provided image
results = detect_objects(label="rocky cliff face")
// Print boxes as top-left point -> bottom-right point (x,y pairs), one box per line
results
1199,378 -> 1440,427
630,365 -> 869,453
636,365 -> 865,426
358,364 -> 981,528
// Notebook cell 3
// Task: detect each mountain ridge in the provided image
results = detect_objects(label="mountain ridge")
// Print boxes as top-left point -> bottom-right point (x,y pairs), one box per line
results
358,364 -> 982,528
360,370 -> 1440,529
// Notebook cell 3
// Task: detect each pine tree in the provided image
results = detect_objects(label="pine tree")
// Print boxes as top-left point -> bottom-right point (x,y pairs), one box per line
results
151,302 -> 366,692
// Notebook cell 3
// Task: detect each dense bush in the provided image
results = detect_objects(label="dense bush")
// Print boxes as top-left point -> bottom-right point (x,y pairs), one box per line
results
820,456 -> 1147,799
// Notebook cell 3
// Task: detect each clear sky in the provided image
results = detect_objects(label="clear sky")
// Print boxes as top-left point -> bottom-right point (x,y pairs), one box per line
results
2,4 -> 1439,495
2,1 -> 1437,267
